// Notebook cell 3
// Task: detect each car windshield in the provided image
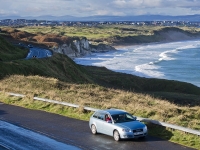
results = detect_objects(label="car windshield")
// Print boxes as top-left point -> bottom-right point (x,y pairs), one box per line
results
111,113 -> 136,123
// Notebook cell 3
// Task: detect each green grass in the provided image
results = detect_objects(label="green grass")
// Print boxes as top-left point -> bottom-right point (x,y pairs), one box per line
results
17,25 -> 158,44
0,93 -> 93,120
16,25 -> 162,38
148,123 -> 200,149
83,66 -> 200,96
16,25 -> 200,45
0,35 -> 29,61
0,53 -> 92,83
1,45 -> 200,97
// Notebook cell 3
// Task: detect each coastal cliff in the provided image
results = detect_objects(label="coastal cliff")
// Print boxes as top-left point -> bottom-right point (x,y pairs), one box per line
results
52,37 -> 116,58
0,28 -> 116,59
2,27 -> 200,59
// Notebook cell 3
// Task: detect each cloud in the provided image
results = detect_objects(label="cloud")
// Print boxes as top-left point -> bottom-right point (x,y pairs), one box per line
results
0,9 -> 6,15
111,0 -> 200,9
112,0 -> 162,8
0,0 -> 200,17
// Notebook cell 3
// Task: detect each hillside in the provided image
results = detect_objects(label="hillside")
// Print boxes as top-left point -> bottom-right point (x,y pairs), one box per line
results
0,48 -> 92,84
0,27 -> 80,48
0,34 -> 200,103
0,36 -> 29,61
1,27 -> 200,95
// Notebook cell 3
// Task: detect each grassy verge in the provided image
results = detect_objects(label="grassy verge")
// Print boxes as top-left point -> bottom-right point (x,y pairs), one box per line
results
0,75 -> 200,130
0,92 -> 199,150
0,92 -> 93,121
148,123 -> 200,149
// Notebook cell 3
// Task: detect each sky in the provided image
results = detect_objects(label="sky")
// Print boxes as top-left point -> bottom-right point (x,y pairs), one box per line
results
0,0 -> 200,17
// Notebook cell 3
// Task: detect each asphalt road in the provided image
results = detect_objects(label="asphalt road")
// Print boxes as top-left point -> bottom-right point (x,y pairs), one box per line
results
0,120 -> 81,150
0,103 -> 195,150
26,47 -> 52,59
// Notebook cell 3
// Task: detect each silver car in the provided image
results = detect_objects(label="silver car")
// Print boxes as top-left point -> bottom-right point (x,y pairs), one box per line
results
89,109 -> 148,141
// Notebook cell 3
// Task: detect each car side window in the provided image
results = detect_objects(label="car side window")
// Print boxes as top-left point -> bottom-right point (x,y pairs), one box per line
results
93,112 -> 105,120
98,113 -> 105,120
93,112 -> 98,118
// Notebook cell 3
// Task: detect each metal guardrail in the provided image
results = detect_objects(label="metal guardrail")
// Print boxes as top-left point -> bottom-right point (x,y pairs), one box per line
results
8,92 -> 25,97
34,97 -> 79,108
137,117 -> 200,136
2,91 -> 200,136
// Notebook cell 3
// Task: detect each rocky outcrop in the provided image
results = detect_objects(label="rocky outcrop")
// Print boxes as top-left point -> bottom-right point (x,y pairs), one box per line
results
90,44 -> 116,52
74,38 -> 90,53
52,37 -> 116,58
54,43 -> 77,58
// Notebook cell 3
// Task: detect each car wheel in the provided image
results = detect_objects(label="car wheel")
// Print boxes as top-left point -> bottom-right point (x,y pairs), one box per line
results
91,124 -> 97,134
113,130 -> 120,141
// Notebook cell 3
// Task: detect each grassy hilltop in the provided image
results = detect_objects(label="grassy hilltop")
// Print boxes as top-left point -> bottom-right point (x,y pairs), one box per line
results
15,25 -> 200,45
0,26 -> 200,149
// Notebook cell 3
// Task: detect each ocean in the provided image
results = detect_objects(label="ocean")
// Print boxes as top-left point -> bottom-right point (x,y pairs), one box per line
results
74,40 -> 200,87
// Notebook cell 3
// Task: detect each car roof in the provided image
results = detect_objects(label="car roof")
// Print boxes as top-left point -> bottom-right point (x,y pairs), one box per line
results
96,109 -> 127,115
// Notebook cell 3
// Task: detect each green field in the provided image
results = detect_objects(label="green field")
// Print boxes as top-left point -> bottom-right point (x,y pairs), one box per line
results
18,25 -> 157,37
16,25 -> 200,45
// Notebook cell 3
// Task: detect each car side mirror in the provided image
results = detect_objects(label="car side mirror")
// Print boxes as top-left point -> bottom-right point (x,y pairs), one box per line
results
133,116 -> 137,120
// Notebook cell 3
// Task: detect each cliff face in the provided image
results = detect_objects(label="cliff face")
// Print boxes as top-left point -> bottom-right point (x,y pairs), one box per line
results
0,28 -> 115,59
53,38 -> 115,58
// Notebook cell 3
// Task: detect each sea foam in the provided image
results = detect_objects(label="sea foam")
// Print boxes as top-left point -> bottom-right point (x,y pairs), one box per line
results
74,40 -> 200,87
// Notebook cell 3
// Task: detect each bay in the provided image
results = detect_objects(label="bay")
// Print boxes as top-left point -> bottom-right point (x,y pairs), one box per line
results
74,40 -> 200,87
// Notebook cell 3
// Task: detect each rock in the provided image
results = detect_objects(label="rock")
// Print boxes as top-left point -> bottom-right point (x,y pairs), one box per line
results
96,44 -> 116,51
52,37 -> 116,58
91,44 -> 115,52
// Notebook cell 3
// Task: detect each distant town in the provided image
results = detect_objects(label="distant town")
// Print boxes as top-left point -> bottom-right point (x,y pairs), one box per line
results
0,19 -> 200,27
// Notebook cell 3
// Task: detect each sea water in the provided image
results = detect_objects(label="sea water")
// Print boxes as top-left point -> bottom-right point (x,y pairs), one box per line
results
74,40 -> 200,87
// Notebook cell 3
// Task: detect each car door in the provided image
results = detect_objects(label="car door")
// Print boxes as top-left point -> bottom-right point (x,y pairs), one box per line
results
95,113 -> 106,134
101,114 -> 114,136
